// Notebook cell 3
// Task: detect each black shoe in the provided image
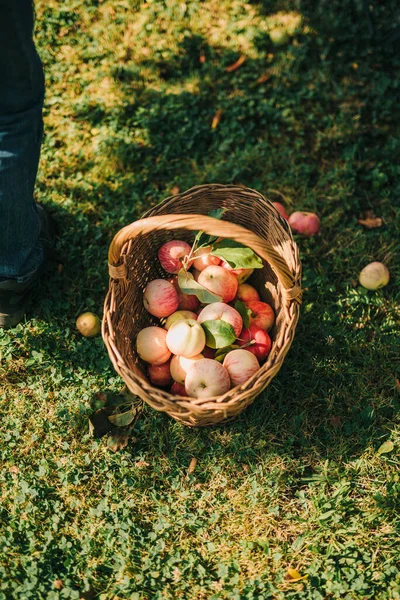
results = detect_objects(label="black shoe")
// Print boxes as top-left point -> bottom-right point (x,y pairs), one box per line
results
0,204 -> 57,329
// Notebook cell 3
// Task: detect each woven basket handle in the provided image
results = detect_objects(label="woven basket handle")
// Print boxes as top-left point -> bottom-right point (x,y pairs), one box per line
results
108,214 -> 302,302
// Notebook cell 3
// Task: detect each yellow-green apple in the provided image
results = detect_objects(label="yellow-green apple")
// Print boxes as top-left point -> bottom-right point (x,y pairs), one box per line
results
223,349 -> 260,386
272,202 -> 289,220
247,301 -> 275,332
237,283 -> 260,303
269,27 -> 290,46
165,310 -> 198,330
76,312 -> 101,337
166,319 -> 206,357
221,260 -> 254,284
171,381 -> 188,396
359,262 -> 390,290
239,325 -> 272,361
170,353 -> 204,384
288,211 -> 320,236
169,277 -> 200,311
143,279 -> 179,318
158,240 -> 192,273
197,302 -> 243,338
198,265 -> 238,302
192,246 -> 221,271
185,358 -> 231,398
136,326 -> 171,365
147,360 -> 172,387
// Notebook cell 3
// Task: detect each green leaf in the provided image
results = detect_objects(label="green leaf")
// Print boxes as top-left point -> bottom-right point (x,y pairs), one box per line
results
210,240 -> 263,269
377,440 -> 394,455
201,320 -> 236,349
178,270 -> 222,304
192,208 -> 228,248
214,344 -> 240,362
208,207 -> 228,220
234,300 -> 252,329
108,409 -> 136,427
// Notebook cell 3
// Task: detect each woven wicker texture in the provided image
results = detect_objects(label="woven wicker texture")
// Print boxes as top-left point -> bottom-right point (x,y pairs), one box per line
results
103,184 -> 302,427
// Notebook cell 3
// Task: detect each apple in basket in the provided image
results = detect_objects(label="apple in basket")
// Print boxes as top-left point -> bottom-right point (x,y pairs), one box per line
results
165,310 -> 198,330
185,358 -> 231,398
247,301 -> 275,332
223,349 -> 260,387
136,326 -> 171,365
169,277 -> 200,311
197,302 -> 243,338
220,260 -> 254,284
192,246 -> 221,271
147,360 -> 173,387
197,265 -> 238,303
236,283 -> 260,303
166,319 -> 206,357
143,279 -> 179,318
239,324 -> 272,361
170,353 -> 204,385
158,240 -> 193,273
171,381 -> 188,396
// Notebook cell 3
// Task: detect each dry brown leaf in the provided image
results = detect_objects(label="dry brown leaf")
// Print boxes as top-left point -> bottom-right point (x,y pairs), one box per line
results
9,465 -> 20,474
199,53 -> 206,64
169,185 -> 180,195
57,263 -> 63,273
257,72 -> 272,84
285,568 -> 308,582
330,415 -> 342,428
188,457 -> 198,474
395,378 -> 400,392
211,109 -> 222,129
53,580 -> 63,590
135,460 -> 149,469
225,55 -> 246,72
358,210 -> 382,229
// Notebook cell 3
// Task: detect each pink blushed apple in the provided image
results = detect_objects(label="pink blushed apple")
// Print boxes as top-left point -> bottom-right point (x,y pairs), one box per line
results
147,360 -> 172,387
288,211 -> 320,237
192,246 -> 221,271
165,310 -> 198,331
136,326 -> 171,365
237,283 -> 260,303
272,202 -> 289,220
197,302 -> 243,338
158,240 -> 193,274
221,260 -> 254,284
143,279 -> 179,318
185,359 -> 231,398
171,382 -> 188,396
239,325 -> 272,361
166,319 -> 206,357
198,265 -> 238,303
223,349 -> 260,387
247,301 -> 275,332
169,277 -> 200,311
170,353 -> 204,384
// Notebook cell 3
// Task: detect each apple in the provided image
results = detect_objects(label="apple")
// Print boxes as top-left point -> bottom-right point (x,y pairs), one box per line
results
165,310 -> 198,330
185,359 -> 231,398
158,240 -> 192,274
170,353 -> 204,384
272,202 -> 289,220
169,277 -> 200,311
197,302 -> 243,338
171,382 -> 188,396
237,283 -> 260,303
288,211 -> 320,237
136,326 -> 171,365
247,301 -> 275,332
359,262 -> 390,290
223,349 -> 260,386
238,324 -> 272,361
198,265 -> 238,303
221,260 -> 254,284
143,279 -> 179,318
269,27 -> 290,46
76,312 -> 101,337
147,360 -> 172,387
192,246 -> 221,271
166,319 -> 206,357
202,346 -> 216,359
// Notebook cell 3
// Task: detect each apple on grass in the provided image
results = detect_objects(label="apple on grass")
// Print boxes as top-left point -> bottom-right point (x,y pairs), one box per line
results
170,353 -> 204,384
136,326 -> 171,365
197,302 -> 243,338
239,324 -> 272,361
192,246 -> 221,271
237,283 -> 260,303
158,240 -> 192,273
359,262 -> 390,290
76,312 -> 101,337
288,211 -> 320,237
223,349 -> 260,387
169,277 -> 200,311
166,319 -> 206,357
165,310 -> 197,330
171,382 -> 188,396
185,359 -> 231,398
143,279 -> 179,318
198,265 -> 238,303
247,301 -> 275,332
272,202 -> 289,220
148,360 -> 172,387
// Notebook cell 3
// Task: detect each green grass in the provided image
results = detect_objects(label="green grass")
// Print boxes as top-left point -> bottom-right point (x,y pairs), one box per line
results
1,0 -> 400,598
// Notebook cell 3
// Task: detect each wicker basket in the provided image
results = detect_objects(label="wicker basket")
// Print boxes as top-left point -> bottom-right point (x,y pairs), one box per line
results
102,184 -> 302,427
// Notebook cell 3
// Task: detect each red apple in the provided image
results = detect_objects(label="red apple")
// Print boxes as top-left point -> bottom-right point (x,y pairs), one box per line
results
223,349 -> 260,387
247,301 -> 275,332
170,353 -> 204,384
147,360 -> 172,387
238,325 -> 272,361
136,326 -> 171,365
237,283 -> 260,303
202,346 -> 216,359
221,260 -> 254,284
192,246 -> 221,271
197,302 -> 243,338
169,277 -> 200,311
165,310 -> 198,330
171,382 -> 188,396
272,202 -> 289,220
198,265 -> 238,303
158,240 -> 192,273
143,279 -> 179,318
166,319 -> 206,357
185,359 -> 231,398
288,211 -> 320,236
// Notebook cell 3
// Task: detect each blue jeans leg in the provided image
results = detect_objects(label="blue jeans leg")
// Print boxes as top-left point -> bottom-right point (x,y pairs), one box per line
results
0,1 -> 45,282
